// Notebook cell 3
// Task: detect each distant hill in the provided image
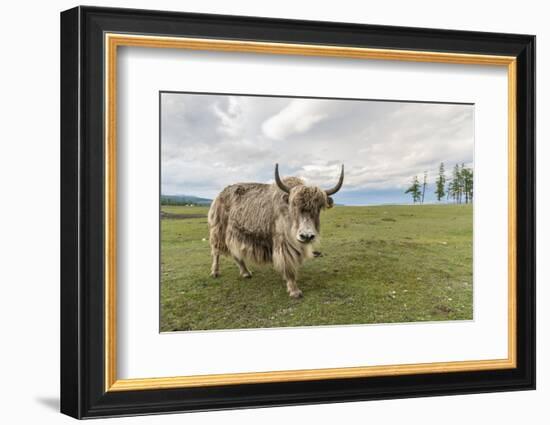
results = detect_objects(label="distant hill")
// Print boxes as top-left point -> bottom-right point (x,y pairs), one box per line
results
161,195 -> 212,206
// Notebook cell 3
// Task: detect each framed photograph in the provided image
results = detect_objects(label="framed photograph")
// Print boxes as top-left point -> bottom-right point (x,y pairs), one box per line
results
60,6 -> 535,419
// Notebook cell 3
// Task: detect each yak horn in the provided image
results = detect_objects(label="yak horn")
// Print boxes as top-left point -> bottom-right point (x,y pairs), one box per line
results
325,165 -> 345,196
274,163 -> 290,193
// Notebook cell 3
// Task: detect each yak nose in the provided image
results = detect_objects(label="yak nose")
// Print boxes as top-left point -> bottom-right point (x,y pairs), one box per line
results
299,233 -> 315,242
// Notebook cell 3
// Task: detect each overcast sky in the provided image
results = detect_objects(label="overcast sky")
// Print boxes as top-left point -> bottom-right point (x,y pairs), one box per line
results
161,92 -> 473,205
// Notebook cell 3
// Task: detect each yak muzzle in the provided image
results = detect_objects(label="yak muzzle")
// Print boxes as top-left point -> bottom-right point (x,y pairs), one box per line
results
297,232 -> 316,243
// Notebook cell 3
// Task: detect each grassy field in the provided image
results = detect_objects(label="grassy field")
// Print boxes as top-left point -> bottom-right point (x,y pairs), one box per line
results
160,204 -> 473,332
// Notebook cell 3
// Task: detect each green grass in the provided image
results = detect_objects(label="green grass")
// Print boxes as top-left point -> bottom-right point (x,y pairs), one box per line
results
160,204 -> 473,332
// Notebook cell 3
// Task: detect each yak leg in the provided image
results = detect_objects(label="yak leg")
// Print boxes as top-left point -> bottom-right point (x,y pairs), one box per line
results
273,245 -> 302,299
285,275 -> 302,299
232,255 -> 252,278
210,250 -> 220,278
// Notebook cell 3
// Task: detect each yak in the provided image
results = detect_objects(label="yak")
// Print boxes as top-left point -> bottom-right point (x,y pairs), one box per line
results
207,164 -> 344,298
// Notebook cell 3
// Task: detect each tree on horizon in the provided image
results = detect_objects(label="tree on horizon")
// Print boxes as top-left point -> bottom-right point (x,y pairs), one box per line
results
447,163 -> 473,204
406,162 -> 473,205
405,175 -> 422,204
421,171 -> 428,204
435,162 -> 446,201
461,165 -> 474,203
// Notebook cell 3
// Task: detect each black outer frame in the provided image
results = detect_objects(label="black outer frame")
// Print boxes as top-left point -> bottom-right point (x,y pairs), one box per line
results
60,5 -> 535,419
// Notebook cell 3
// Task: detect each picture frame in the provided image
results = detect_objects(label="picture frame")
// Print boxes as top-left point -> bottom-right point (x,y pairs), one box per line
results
60,5 -> 535,419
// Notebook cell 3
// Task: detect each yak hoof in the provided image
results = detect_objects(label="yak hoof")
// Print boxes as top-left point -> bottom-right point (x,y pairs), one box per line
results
210,271 -> 220,278
289,289 -> 303,299
241,272 -> 252,279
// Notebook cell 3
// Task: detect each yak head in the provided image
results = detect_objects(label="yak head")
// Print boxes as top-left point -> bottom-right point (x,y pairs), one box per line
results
274,164 -> 344,244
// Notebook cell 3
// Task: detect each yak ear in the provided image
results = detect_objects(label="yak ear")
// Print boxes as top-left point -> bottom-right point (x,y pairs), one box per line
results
282,194 -> 289,204
327,197 -> 334,208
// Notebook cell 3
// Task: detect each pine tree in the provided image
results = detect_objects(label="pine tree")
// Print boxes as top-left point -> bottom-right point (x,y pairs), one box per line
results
408,163 -> 473,205
448,164 -> 461,204
435,162 -> 446,202
447,163 -> 474,204
405,175 -> 422,204
461,166 -> 474,203
421,171 -> 428,204
458,163 -> 466,203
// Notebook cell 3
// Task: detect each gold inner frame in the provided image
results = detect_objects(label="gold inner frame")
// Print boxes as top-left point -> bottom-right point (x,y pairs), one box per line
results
104,33 -> 517,392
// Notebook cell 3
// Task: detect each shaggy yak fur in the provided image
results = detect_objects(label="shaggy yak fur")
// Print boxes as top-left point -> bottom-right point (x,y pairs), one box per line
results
208,166 -> 343,298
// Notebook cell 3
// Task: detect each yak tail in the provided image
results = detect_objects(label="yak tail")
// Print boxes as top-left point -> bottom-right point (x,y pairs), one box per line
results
207,196 -> 229,255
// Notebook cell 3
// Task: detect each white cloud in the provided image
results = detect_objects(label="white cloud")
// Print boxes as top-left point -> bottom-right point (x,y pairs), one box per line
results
212,96 -> 245,138
261,99 -> 331,141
